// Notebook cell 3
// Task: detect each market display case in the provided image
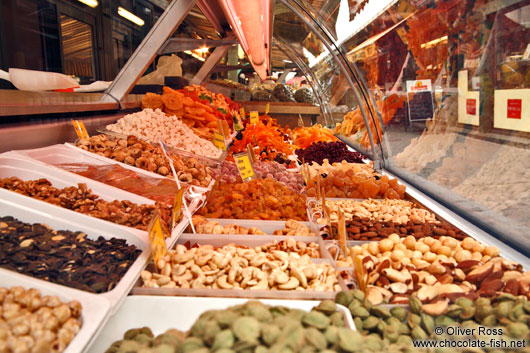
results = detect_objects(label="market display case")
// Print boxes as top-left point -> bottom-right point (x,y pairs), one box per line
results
1,0 -> 530,352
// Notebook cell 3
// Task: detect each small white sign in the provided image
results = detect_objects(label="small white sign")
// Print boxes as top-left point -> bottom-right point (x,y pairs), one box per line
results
406,79 -> 432,92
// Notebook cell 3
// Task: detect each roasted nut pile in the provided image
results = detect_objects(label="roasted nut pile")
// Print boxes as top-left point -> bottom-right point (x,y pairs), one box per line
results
0,286 -> 82,353
212,160 -> 304,192
323,217 -> 467,242
0,216 -> 141,293
198,178 -> 307,221
306,161 -> 405,199
316,199 -> 437,225
337,290 -> 530,346
348,234 -> 530,305
106,109 -> 222,159
106,300 -> 402,353
141,242 -> 338,291
76,134 -> 214,187
191,216 -> 315,236
0,177 -> 171,231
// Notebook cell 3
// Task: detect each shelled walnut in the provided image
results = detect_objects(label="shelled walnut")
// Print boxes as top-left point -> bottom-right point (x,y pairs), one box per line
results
0,177 -> 171,232
76,134 -> 214,187
0,286 -> 82,353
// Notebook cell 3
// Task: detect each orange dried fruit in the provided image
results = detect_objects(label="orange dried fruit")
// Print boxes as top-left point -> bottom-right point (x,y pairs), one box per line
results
161,93 -> 183,111
142,93 -> 164,110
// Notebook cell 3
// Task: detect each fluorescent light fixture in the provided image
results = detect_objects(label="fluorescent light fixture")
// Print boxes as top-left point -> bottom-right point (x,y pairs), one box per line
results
199,47 -> 209,53
184,50 -> 192,54
421,35 -> 448,49
118,6 -> 144,26
78,0 -> 98,8
282,59 -> 292,63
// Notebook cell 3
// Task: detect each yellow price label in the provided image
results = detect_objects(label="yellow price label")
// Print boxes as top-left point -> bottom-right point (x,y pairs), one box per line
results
72,120 -> 89,139
171,187 -> 185,229
212,131 -> 226,151
234,152 -> 255,181
147,213 -> 168,267
240,107 -> 246,118
265,103 -> 270,115
250,111 -> 259,125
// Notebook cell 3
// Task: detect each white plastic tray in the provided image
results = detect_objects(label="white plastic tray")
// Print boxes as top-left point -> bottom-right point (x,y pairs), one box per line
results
0,154 -> 154,205
0,268 -> 111,353
205,218 -> 321,236
133,235 -> 347,299
177,233 -> 333,261
0,189 -> 150,314
87,296 -> 354,353
0,153 -> 191,249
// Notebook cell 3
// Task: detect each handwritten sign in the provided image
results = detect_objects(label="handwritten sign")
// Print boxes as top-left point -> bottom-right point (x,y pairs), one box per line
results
250,111 -> 259,125
72,120 -> 89,139
171,187 -> 185,229
213,131 -> 226,151
147,213 -> 168,268
234,152 -> 255,181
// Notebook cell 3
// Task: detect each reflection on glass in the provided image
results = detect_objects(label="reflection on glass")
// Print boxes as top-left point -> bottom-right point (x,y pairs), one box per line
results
335,0 -> 530,249
60,15 -> 95,84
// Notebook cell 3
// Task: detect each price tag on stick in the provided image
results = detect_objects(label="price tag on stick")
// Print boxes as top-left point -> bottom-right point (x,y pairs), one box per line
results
213,131 -> 227,151
147,212 -> 168,270
171,187 -> 185,229
240,107 -> 246,118
338,209 -> 347,255
234,152 -> 255,181
265,103 -> 270,115
298,114 -> 305,127
250,111 -> 259,125
159,139 -> 196,233
72,120 -> 89,139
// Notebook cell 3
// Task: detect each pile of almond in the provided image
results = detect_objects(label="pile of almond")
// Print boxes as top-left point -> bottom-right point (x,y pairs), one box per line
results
350,234 -> 529,309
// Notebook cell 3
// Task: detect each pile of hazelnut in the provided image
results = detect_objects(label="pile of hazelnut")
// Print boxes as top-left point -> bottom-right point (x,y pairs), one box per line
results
76,134 -> 213,187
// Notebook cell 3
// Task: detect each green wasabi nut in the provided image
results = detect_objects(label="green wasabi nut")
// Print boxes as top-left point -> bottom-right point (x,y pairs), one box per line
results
215,310 -> 239,329
124,328 -> 142,340
420,314 -> 434,333
337,327 -> 363,352
336,291 -> 354,307
507,322 -> 530,339
349,306 -> 370,319
280,322 -> 305,351
153,333 -> 182,348
212,329 -> 235,350
135,333 -> 153,344
351,289 -> 365,302
314,300 -> 337,316
116,340 -> 142,352
396,335 -> 413,345
232,340 -> 258,352
329,311 -> 345,327
261,324 -> 281,346
214,349 -> 236,353
371,306 -> 391,319
390,306 -> 408,322
302,311 -> 330,330
399,323 -> 410,335
254,345 -> 269,353
324,326 -> 339,345
202,321 -> 221,346
286,308 -> 306,322
299,346 -> 317,353
151,344 -> 176,353
305,327 -> 328,350
384,324 -> 400,343
233,316 -> 260,343
362,316 -> 379,330
353,317 -> 363,331
408,296 -> 422,315
181,337 -> 204,353
481,314 -> 497,327
455,297 -> 474,308
411,326 -> 427,340
363,334 -> 384,351
246,302 -> 273,322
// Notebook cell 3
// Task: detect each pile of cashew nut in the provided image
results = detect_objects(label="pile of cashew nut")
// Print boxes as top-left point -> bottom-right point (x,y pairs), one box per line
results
315,199 -> 438,225
140,243 -> 340,291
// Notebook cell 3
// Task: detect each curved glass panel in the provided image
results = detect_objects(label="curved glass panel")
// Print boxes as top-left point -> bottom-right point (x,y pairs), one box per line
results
333,0 -> 530,254
275,0 -> 381,158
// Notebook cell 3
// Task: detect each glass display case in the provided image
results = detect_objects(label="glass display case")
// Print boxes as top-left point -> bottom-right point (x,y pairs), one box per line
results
0,0 -> 528,258
309,0 -> 530,254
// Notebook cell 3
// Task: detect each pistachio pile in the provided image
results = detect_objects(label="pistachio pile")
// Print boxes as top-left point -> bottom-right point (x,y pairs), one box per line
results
337,289 -> 530,346
104,300 -> 419,353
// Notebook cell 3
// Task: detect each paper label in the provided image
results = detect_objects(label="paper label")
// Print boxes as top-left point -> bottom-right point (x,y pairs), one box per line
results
507,99 -> 522,119
265,103 -> 270,115
494,89 -> 530,132
246,144 -> 256,164
213,131 -> 226,151
466,99 -> 477,115
406,79 -> 432,92
234,152 -> 255,181
233,116 -> 243,131
147,213 -> 168,267
171,187 -> 185,229
72,120 -> 89,139
250,111 -> 259,125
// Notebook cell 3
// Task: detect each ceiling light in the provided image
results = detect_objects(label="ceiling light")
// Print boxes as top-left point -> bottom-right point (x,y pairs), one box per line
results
184,50 -> 192,54
282,59 -> 292,63
118,6 -> 145,26
199,47 -> 209,53
77,0 -> 98,8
